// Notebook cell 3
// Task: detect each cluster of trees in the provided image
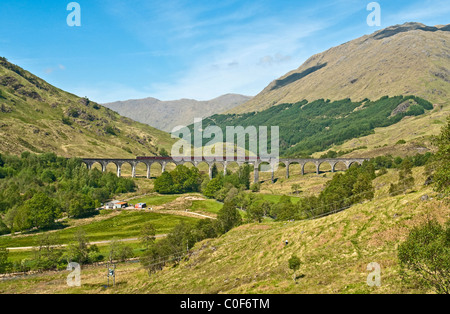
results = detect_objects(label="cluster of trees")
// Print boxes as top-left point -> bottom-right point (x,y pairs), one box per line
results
0,228 -> 142,274
161,161 -> 377,224
154,163 -> 252,201
370,153 -> 432,170
224,161 -> 375,222
202,164 -> 251,200
277,162 -> 376,220
0,230 -> 104,273
431,115 -> 450,196
141,203 -> 242,275
398,219 -> 450,294
261,152 -> 432,222
154,165 -> 202,194
396,116 -> 450,294
198,95 -> 433,157
0,152 -> 136,233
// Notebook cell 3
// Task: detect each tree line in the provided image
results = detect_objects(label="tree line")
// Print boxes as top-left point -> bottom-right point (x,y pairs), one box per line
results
152,151 -> 436,224
153,163 -> 251,199
0,152 -> 136,234
397,115 -> 450,294
140,203 -> 243,276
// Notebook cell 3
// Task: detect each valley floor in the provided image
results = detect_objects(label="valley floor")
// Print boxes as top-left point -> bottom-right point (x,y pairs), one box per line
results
1,167 -> 448,294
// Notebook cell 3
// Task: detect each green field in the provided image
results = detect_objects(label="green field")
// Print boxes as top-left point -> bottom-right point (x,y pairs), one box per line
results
0,211 -> 199,249
5,241 -> 146,263
189,200 -> 223,214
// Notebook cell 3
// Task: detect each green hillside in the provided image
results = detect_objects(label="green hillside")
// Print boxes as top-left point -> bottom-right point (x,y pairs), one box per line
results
0,57 -> 174,158
0,167 -> 447,294
197,96 -> 434,157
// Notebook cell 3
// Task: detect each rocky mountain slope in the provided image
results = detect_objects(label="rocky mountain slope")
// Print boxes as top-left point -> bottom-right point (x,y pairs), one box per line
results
229,22 -> 450,114
104,94 -> 251,132
0,57 -> 174,158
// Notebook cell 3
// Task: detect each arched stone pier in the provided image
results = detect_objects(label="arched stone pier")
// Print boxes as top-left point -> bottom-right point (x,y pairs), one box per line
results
82,157 -> 370,183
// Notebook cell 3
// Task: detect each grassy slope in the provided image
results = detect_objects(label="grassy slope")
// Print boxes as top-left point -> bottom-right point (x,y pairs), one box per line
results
230,23 -> 450,114
312,105 -> 450,158
0,58 -> 174,158
0,210 -> 199,249
1,167 -> 448,294
132,168 -> 449,294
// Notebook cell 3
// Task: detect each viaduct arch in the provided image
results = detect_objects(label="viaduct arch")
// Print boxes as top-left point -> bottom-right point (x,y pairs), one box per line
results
82,157 -> 370,183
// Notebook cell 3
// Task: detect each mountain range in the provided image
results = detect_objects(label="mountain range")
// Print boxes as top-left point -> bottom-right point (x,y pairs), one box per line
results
214,22 -> 450,158
103,94 -> 251,132
1,22 -> 449,160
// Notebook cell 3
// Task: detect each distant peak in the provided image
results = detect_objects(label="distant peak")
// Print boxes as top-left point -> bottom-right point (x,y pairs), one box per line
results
372,22 -> 450,40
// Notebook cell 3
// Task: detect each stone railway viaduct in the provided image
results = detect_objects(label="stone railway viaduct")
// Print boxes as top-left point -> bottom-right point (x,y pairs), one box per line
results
82,157 -> 370,183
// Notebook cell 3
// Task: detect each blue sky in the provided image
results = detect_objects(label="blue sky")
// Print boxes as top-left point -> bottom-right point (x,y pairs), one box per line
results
0,0 -> 449,103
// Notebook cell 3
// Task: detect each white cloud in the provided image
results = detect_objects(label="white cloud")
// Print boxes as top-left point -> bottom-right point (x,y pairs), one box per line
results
44,64 -> 66,74
258,54 -> 293,67
148,21 -> 326,100
97,0 -> 367,102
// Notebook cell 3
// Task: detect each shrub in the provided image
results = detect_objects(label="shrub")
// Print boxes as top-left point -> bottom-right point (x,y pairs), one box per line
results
398,219 -> 450,294
432,116 -> 450,196
108,239 -> 134,262
406,104 -> 425,116
389,159 -> 415,196
203,177 -> 223,198
62,116 -> 72,125
68,194 -> 98,218
66,229 -> 92,264
288,254 -> 301,282
0,248 -> 10,274
154,171 -> 175,194
250,183 -> 260,192
105,125 -> 117,136
13,193 -> 59,231
216,201 -> 242,234
377,167 -> 388,177
159,148 -> 169,157
68,108 -> 80,118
